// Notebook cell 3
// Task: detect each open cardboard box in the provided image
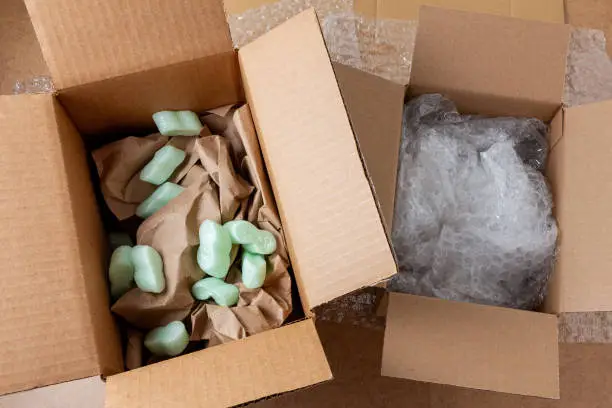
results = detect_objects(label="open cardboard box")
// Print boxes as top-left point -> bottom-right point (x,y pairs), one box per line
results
376,5 -> 612,401
0,0 -> 399,406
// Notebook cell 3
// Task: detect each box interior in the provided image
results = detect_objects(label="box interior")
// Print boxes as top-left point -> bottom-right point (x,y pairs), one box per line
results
382,5 -> 574,399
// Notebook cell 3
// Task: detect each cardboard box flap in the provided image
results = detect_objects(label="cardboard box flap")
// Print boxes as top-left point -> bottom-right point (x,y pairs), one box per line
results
105,319 -> 332,407
382,293 -> 560,398
354,0 -> 565,23
333,62 -> 405,231
24,0 -> 233,89
545,100 -> 612,313
0,95 -> 122,396
238,9 -> 397,312
410,6 -> 570,120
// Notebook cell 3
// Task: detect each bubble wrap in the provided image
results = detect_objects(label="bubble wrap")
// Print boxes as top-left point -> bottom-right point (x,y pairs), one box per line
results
564,28 -> 612,107
13,76 -> 54,94
228,0 -> 353,48
229,2 -> 415,84
322,13 -> 416,84
390,94 -> 558,310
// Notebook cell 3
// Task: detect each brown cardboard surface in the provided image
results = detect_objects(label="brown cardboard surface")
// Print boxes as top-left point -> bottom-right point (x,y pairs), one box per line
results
58,52 -> 243,138
382,293 -> 560,398
24,0 -> 233,89
105,320 -> 331,408
0,95 -> 123,395
429,344 -> 612,408
545,100 -> 612,313
255,324 -> 612,408
239,9 -> 397,312
354,0 -> 565,23
0,376 -> 105,408
254,321 -> 432,408
0,0 -> 48,94
333,62 -> 405,231
410,6 -> 570,120
566,0 -> 612,56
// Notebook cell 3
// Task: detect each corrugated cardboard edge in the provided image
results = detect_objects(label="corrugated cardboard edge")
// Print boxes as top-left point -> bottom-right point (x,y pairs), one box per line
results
105,319 -> 331,408
354,0 -> 565,23
382,293 -> 560,398
238,9 -> 397,313
545,100 -> 612,314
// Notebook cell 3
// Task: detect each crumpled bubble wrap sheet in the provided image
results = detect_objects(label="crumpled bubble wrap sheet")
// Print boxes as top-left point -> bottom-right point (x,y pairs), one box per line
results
564,28 -> 612,107
389,94 -> 558,310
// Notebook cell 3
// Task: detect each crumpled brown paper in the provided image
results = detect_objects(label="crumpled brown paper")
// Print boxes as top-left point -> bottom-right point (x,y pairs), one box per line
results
93,105 -> 292,365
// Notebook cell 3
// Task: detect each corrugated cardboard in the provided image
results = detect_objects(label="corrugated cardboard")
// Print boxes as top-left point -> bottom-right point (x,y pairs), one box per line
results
382,294 -> 560,398
2,4 -> 397,405
0,95 -> 123,395
106,320 -> 331,408
353,0 -> 565,23
58,53 -> 243,138
333,62 -> 405,231
410,6 -> 570,120
381,7 -> 571,399
0,0 -> 48,94
24,0 -> 233,89
239,9 -> 397,312
545,100 -> 612,314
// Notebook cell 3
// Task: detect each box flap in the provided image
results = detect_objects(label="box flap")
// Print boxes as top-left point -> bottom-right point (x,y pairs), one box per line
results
105,319 -> 332,407
0,0 -> 48,94
382,293 -> 559,398
333,62 -> 405,231
24,0 -> 233,89
238,9 -> 397,312
545,100 -> 612,313
410,6 -> 570,120
354,0 -> 565,23
0,95 -> 123,395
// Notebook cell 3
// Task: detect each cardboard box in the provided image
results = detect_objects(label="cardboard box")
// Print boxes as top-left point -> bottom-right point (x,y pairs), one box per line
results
0,1 -> 398,406
376,6 -> 612,400
353,0 -> 565,23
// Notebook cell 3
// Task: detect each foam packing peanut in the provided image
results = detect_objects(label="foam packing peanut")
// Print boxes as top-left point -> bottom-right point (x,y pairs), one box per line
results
108,246 -> 135,299
132,245 -> 165,293
144,321 -> 190,357
136,182 -> 184,219
192,277 -> 240,306
140,145 -> 186,185
224,220 -> 277,255
152,110 -> 204,136
241,251 -> 267,289
197,220 -> 232,279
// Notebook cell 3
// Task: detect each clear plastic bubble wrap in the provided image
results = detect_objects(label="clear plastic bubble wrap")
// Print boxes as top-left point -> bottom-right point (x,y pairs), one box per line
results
228,1 -> 415,84
564,28 -> 612,107
389,94 -> 558,310
322,13 -> 416,84
13,76 -> 54,94
227,0 -> 353,48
